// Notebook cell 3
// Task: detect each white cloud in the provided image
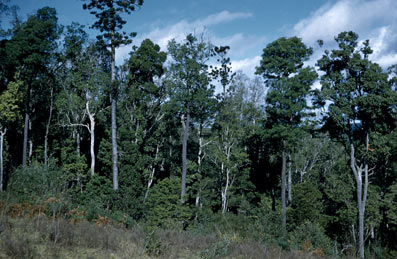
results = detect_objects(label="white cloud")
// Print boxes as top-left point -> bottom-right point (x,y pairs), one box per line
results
231,56 -> 261,78
292,0 -> 397,68
115,10 -> 255,65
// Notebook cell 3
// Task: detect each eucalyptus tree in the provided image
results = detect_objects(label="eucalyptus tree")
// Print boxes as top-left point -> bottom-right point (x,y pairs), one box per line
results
315,31 -> 396,258
211,82 -> 249,214
167,34 -> 214,204
256,36 -> 317,238
5,7 -> 60,167
57,41 -> 110,176
82,0 -> 144,190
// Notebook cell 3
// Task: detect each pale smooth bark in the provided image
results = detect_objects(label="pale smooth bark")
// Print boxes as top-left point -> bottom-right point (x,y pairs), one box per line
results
63,97 -> 96,175
0,128 -> 6,191
281,141 -> 287,239
22,82 -> 31,168
87,103 -> 95,176
144,144 -> 160,202
44,87 -> 54,167
180,113 -> 190,204
195,123 -> 211,209
111,32 -> 119,191
287,153 -> 292,204
350,133 -> 371,259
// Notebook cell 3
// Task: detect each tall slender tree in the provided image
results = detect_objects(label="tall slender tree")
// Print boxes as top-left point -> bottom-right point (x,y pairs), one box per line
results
167,34 -> 214,204
256,36 -> 317,238
316,31 -> 396,259
5,7 -> 60,167
83,0 -> 144,190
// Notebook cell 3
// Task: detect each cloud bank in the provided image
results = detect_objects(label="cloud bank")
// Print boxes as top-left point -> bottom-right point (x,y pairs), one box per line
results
292,0 -> 397,68
116,10 -> 266,77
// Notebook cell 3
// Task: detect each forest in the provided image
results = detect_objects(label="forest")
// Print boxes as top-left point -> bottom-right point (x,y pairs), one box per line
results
0,0 -> 396,258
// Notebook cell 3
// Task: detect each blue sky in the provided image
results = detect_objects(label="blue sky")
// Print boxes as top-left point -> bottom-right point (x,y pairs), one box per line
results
6,0 -> 397,77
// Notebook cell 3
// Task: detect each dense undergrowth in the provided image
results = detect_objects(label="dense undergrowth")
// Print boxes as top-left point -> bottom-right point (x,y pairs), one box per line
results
0,165 -> 396,258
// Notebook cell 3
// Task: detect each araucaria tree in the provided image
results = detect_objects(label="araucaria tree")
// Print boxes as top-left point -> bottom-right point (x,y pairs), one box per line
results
167,34 -> 214,204
256,36 -> 317,238
83,0 -> 144,190
316,31 -> 396,259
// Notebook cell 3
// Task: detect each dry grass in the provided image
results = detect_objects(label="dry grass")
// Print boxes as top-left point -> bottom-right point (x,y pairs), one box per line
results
0,208 -> 334,259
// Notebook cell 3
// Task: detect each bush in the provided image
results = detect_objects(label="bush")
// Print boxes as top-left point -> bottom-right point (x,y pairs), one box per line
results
0,232 -> 37,259
7,163 -> 68,202
291,220 -> 332,255
145,177 -> 193,229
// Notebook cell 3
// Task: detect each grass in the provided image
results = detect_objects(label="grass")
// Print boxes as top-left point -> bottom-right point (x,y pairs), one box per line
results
0,214 -> 334,259
0,199 -> 333,259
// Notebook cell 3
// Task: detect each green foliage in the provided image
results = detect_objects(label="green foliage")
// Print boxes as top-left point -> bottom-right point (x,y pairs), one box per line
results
0,78 -> 22,126
289,181 -> 325,229
7,163 -> 68,201
291,220 -> 332,255
145,177 -> 193,229
82,0 -> 143,48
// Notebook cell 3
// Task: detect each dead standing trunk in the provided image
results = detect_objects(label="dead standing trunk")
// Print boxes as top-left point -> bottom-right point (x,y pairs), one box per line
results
350,132 -> 370,259
181,113 -> 190,204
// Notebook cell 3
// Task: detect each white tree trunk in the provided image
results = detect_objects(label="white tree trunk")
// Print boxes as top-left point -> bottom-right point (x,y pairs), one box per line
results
144,144 -> 160,202
288,153 -> 292,204
281,141 -> 287,239
350,133 -> 370,259
86,102 -> 96,176
44,87 -> 54,167
111,31 -> 119,190
0,129 -> 6,191
180,113 -> 190,204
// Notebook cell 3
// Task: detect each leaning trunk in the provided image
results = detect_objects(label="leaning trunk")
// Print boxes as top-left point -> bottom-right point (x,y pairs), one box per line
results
181,113 -> 190,204
281,141 -> 287,239
44,87 -> 54,167
0,129 -> 6,191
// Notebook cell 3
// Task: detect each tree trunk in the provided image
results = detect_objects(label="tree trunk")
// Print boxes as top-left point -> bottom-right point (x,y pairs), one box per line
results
22,84 -> 31,167
196,123 -> 204,209
89,117 -> 95,176
144,144 -> 160,203
44,87 -> 54,167
0,129 -> 6,191
221,166 -> 230,214
181,113 -> 190,204
350,133 -> 370,259
288,153 -> 292,204
111,32 -> 119,190
76,129 -> 81,157
281,141 -> 287,239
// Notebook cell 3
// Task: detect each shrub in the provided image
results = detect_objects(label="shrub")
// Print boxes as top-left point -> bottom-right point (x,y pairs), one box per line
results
145,177 -> 193,229
291,220 -> 332,255
0,232 -> 37,259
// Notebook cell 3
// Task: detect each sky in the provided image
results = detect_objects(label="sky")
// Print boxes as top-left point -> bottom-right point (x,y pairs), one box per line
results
5,0 -> 397,77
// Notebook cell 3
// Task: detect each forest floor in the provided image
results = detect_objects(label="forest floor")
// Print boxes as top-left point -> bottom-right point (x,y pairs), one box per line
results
0,213 -> 330,259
